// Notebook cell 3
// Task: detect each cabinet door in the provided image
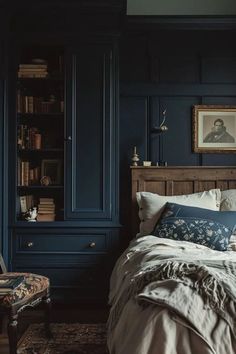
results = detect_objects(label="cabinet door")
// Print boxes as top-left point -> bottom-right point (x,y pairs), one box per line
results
65,43 -> 117,222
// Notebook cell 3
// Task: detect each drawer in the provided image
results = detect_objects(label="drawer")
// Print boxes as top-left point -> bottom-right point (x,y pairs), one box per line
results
14,232 -> 109,254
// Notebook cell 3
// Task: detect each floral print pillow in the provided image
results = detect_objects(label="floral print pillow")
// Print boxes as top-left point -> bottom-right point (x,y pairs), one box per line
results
153,202 -> 236,251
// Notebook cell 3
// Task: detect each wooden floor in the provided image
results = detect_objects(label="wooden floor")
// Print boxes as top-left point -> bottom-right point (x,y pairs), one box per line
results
0,304 -> 109,354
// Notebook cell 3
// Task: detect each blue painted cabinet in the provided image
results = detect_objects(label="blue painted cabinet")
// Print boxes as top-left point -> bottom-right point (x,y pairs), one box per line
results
9,39 -> 119,304
11,227 -> 119,303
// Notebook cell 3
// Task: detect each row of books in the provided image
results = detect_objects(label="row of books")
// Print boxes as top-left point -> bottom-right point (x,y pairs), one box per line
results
18,160 -> 40,186
17,125 -> 42,150
17,92 -> 64,114
20,194 -> 34,213
18,64 -> 48,78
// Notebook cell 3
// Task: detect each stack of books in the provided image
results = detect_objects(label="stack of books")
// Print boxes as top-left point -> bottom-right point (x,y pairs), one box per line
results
0,275 -> 25,295
18,64 -> 48,78
37,198 -> 55,221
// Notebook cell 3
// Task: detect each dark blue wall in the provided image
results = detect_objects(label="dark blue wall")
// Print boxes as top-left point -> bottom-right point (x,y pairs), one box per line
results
0,67 -> 3,258
119,29 -> 236,240
0,4 -> 9,263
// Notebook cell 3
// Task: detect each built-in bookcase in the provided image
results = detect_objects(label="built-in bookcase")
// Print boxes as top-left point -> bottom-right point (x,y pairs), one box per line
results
9,38 -> 119,304
16,45 -> 64,222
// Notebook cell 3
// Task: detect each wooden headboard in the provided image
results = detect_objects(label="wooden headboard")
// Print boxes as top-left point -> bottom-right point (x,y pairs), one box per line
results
131,166 -> 236,236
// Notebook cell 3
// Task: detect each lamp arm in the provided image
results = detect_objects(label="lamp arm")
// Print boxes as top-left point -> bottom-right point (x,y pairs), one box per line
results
159,116 -> 166,128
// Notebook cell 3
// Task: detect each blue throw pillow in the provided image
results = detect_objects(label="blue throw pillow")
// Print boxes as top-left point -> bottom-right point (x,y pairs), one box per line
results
152,202 -> 236,251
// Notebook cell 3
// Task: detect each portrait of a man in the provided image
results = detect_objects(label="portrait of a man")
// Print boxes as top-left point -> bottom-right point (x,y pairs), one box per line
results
203,118 -> 235,143
192,105 -> 236,153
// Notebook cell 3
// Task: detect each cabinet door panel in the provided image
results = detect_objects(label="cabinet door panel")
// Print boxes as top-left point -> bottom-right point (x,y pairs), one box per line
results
12,266 -> 110,302
12,265 -> 109,287
66,43 -> 114,221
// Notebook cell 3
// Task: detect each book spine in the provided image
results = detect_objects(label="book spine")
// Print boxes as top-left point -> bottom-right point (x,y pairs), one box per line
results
19,64 -> 48,69
17,90 -> 22,113
34,133 -> 42,149
20,196 -> 27,213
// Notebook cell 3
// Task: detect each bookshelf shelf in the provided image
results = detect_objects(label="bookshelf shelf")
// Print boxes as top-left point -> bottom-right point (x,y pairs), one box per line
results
17,113 -> 64,118
17,185 -> 64,190
18,149 -> 64,153
16,45 -> 65,222
18,77 -> 64,82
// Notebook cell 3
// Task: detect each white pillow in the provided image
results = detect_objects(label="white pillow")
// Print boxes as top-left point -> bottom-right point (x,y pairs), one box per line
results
221,189 -> 236,235
136,189 -> 221,237
227,235 -> 236,251
220,189 -> 236,211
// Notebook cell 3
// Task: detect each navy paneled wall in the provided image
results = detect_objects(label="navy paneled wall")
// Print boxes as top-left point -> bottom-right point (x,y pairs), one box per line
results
0,78 -> 3,256
0,5 -> 9,262
0,35 -> 5,259
119,29 -> 236,238
120,30 -> 236,166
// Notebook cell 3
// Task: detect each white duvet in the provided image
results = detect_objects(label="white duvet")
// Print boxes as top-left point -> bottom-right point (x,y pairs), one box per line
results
107,236 -> 236,354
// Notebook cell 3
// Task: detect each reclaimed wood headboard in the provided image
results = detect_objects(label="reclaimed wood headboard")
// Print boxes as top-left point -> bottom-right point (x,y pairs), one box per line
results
131,166 -> 236,236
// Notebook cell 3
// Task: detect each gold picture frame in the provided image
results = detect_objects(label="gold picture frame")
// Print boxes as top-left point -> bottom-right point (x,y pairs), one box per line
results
192,105 -> 236,153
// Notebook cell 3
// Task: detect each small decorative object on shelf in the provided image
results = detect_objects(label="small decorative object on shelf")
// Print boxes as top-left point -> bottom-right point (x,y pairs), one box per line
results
40,176 -> 52,186
143,161 -> 152,166
25,207 -> 38,222
131,146 -> 140,166
151,109 -> 168,166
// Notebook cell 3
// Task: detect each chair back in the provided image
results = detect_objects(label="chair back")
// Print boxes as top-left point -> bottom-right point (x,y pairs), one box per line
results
0,254 -> 7,273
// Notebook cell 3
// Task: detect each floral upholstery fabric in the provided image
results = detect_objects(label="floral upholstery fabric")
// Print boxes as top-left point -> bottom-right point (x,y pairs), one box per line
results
0,272 -> 49,307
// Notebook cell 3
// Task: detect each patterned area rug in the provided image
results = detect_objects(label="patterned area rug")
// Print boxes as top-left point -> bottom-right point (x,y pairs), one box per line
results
17,323 -> 108,354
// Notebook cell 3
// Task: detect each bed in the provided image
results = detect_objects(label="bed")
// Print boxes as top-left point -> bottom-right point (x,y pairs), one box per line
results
108,166 -> 236,354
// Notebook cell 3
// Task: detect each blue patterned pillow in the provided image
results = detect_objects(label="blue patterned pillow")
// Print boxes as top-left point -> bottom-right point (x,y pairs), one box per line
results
152,202 -> 236,251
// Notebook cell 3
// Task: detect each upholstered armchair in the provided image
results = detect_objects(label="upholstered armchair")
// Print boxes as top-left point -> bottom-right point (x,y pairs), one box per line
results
0,254 -> 51,354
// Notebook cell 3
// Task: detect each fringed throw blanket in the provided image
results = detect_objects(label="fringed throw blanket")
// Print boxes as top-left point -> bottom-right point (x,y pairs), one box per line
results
108,236 -> 236,341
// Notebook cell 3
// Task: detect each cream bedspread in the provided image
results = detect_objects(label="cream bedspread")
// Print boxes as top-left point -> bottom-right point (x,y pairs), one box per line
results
107,236 -> 236,354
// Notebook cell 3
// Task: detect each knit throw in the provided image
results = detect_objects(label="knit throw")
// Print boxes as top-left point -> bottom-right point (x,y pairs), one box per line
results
108,259 -> 236,334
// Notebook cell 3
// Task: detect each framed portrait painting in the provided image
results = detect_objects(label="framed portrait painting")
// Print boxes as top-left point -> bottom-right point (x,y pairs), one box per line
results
41,159 -> 62,185
192,105 -> 236,153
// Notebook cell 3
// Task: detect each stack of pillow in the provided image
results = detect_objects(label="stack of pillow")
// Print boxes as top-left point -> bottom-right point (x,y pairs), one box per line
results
136,189 -> 236,251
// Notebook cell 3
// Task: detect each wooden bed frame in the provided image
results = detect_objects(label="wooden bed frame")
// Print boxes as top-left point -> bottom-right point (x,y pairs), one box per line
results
131,166 -> 236,236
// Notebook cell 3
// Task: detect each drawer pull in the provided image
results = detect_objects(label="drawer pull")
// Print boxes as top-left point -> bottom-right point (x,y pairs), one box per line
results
27,242 -> 34,248
89,242 -> 96,248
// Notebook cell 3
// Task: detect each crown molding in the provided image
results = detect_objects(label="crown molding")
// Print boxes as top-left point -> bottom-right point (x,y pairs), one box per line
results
5,0 -> 126,13
125,15 -> 236,31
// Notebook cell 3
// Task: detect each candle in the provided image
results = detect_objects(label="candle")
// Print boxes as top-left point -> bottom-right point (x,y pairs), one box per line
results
134,146 -> 137,154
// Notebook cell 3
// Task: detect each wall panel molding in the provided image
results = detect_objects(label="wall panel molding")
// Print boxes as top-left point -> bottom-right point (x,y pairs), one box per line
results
120,83 -> 236,96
